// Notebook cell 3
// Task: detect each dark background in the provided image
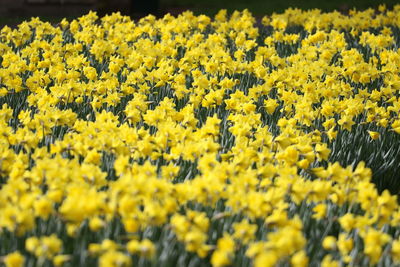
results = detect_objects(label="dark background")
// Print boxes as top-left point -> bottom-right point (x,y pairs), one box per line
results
0,0 -> 399,27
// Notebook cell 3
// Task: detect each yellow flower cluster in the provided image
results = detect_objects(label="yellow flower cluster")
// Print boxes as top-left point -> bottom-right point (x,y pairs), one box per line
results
1,4 -> 400,266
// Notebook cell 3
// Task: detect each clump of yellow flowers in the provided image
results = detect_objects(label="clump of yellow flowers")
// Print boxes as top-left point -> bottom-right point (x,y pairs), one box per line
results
1,4 -> 400,266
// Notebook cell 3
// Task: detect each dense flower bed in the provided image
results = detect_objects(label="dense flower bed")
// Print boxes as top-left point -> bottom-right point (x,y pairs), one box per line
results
1,5 -> 400,267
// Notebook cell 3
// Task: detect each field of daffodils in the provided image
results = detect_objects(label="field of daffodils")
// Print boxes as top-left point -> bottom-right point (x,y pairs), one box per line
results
1,5 -> 400,267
